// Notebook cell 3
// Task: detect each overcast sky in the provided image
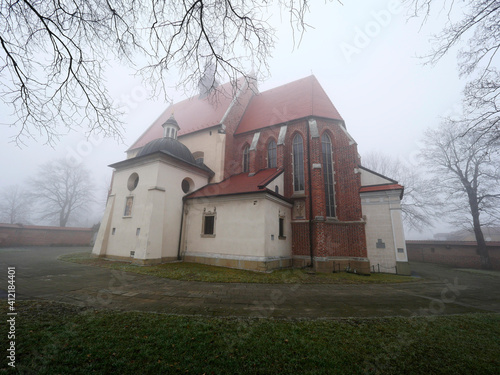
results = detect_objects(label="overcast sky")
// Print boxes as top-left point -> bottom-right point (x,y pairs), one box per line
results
0,1 -> 466,236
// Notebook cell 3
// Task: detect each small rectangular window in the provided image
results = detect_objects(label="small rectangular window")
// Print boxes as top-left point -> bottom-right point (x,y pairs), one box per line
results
124,196 -> 133,217
279,217 -> 285,239
112,228 -> 116,235
202,215 -> 215,236
136,228 -> 141,236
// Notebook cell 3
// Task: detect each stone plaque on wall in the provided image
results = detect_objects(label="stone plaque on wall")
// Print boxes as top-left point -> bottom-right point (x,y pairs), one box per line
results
293,200 -> 306,219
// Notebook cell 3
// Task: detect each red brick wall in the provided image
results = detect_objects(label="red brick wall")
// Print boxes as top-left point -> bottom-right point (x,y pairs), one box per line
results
314,222 -> 367,258
231,118 -> 367,260
0,224 -> 94,247
292,222 -> 310,256
406,241 -> 500,270
316,120 -> 363,221
231,127 -> 282,175
223,80 -> 257,178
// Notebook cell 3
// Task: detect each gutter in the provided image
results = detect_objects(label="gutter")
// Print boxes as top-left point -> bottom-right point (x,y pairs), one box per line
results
177,200 -> 186,260
306,120 -> 314,268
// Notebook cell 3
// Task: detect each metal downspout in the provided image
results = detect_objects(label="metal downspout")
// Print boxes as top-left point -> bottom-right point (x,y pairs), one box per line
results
306,121 -> 314,268
177,199 -> 186,261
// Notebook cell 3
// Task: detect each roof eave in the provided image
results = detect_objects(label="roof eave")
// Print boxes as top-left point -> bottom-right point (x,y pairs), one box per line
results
185,188 -> 292,204
109,151 -> 214,177
234,115 -> 343,136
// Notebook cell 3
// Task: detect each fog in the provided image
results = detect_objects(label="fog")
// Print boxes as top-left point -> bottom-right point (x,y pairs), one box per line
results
0,1 -> 466,237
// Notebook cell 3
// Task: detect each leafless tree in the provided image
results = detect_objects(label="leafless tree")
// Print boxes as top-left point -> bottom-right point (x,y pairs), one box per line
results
361,151 -> 434,232
420,121 -> 500,269
29,159 -> 95,227
0,1 -> 335,145
0,184 -> 30,224
406,0 -> 500,140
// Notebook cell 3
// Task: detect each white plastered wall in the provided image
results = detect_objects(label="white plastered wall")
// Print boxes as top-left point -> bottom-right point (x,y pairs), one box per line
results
179,130 -> 226,183
92,157 -> 209,261
263,194 -> 292,258
360,168 -> 394,186
264,172 -> 284,196
182,193 -> 292,262
359,167 -> 408,274
361,191 -> 407,273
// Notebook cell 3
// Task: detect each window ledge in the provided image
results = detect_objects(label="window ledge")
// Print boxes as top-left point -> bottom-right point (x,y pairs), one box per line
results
325,217 -> 338,222
278,236 -> 286,240
291,192 -> 306,198
201,234 -> 216,238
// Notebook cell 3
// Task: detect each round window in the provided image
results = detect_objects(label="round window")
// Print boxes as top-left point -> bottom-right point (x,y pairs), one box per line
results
127,173 -> 139,191
181,178 -> 193,194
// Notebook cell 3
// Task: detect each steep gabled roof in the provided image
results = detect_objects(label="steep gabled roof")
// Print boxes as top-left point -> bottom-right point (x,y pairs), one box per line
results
235,75 -> 343,135
128,79 -> 246,151
185,168 -> 286,200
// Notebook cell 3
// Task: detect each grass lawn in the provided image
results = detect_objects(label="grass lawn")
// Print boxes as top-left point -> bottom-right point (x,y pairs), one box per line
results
2,301 -> 499,374
59,252 -> 417,284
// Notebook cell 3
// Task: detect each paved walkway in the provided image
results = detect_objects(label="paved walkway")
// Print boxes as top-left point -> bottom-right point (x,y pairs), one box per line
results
1,247 -> 499,319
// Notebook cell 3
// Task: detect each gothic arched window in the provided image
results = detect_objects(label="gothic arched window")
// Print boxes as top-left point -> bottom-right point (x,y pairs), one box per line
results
292,134 -> 305,192
267,139 -> 277,168
321,133 -> 336,217
242,145 -> 250,173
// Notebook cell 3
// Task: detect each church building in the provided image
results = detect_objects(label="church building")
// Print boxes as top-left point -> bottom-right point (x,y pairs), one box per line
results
92,75 -> 410,275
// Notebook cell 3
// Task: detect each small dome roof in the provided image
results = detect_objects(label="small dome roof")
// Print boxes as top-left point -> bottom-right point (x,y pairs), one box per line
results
136,137 -> 196,164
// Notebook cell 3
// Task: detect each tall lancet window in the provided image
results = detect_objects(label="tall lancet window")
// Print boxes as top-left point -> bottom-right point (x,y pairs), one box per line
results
162,114 -> 180,140
267,139 -> 277,168
242,145 -> 250,173
321,133 -> 336,217
292,134 -> 305,192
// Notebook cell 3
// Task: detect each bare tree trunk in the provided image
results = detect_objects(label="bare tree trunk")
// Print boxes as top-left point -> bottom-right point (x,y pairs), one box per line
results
468,188 -> 492,269
29,159 -> 94,227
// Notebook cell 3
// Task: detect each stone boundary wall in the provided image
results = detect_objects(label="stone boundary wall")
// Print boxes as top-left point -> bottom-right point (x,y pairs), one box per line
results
0,223 -> 95,247
406,240 -> 500,270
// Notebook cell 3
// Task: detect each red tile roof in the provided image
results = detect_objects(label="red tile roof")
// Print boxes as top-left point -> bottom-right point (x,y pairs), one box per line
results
235,75 -> 343,134
186,168 -> 284,199
359,184 -> 404,194
128,79 -> 244,151
129,75 -> 344,150
360,184 -> 404,199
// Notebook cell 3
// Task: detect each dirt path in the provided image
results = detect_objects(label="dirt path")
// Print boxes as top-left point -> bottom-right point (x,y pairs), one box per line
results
1,246 -> 499,319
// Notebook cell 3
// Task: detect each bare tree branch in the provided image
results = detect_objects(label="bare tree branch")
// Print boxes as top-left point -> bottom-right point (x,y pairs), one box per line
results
0,184 -> 31,224
420,120 -> 500,269
1,1 -> 338,145
28,159 -> 95,227
406,0 -> 500,141
361,151 -> 435,233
